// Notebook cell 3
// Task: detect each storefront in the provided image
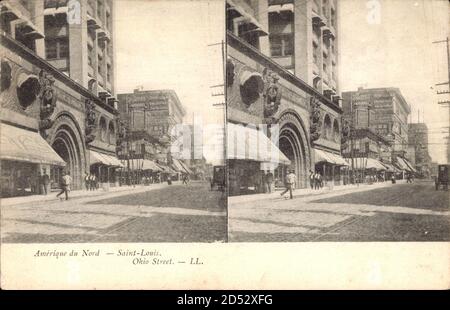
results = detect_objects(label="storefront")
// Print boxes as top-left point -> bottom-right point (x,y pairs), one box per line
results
228,123 -> 291,195
314,148 -> 348,187
89,150 -> 123,189
344,157 -> 387,183
0,123 -> 66,197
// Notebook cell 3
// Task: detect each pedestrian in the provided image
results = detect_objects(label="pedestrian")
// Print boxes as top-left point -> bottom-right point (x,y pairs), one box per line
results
265,170 -> 274,193
313,172 -> 319,190
90,174 -> 96,190
309,170 -> 315,189
29,172 -> 37,194
182,173 -> 188,185
167,174 -> 172,185
56,171 -> 72,201
41,168 -> 50,195
280,170 -> 296,199
318,172 -> 323,188
85,173 -> 90,191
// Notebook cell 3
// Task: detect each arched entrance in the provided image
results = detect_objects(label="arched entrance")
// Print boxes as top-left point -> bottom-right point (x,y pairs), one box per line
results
276,111 -> 311,189
47,113 -> 86,190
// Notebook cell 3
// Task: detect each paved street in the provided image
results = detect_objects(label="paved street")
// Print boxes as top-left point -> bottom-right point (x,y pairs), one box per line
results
229,180 -> 450,242
1,181 -> 226,243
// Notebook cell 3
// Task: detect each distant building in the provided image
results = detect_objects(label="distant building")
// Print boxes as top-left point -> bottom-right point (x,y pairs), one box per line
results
342,87 -> 414,177
408,123 -> 432,177
116,89 -> 187,181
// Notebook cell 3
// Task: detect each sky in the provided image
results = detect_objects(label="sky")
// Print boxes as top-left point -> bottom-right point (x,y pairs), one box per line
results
339,0 -> 450,163
115,0 -> 225,164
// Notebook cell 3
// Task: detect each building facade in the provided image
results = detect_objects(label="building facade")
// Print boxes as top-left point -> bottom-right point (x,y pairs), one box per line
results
408,123 -> 432,177
226,0 -> 345,195
341,87 -> 414,177
116,89 -> 188,182
0,0 -> 120,197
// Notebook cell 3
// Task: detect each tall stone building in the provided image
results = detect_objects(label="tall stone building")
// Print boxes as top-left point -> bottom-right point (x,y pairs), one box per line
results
408,123 -> 432,177
0,0 -> 121,197
226,0 -> 346,194
341,87 -> 415,175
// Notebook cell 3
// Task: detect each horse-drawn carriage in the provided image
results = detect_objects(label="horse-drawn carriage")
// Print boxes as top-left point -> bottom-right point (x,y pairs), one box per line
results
435,164 -> 449,190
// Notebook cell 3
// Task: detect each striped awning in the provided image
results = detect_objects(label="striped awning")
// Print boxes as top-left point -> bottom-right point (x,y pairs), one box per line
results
227,123 -> 291,165
315,149 -> 349,166
141,159 -> 162,171
0,123 -> 66,166
89,150 -> 124,167
345,157 -> 387,171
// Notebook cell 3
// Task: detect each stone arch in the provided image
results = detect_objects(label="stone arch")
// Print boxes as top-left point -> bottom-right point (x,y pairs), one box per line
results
275,110 -> 311,188
47,112 -> 87,190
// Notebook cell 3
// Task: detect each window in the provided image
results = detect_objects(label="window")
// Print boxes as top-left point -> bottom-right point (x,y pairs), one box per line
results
98,55 -> 103,75
269,34 -> 293,57
313,42 -> 319,64
106,12 -> 111,30
88,45 -> 94,66
45,38 -> 69,59
107,64 -> 111,82
97,0 -> 103,19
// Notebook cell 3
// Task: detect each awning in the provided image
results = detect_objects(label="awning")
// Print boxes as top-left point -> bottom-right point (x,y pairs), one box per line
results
89,150 -> 124,167
227,123 -> 291,165
157,163 -> 177,174
178,160 -> 194,175
44,7 -> 68,15
226,0 -> 269,35
315,149 -> 349,166
0,123 -> 65,166
268,3 -> 294,13
379,162 -> 398,172
403,158 -> 417,173
395,157 -> 412,172
141,159 -> 162,171
171,159 -> 185,173
345,157 -> 387,170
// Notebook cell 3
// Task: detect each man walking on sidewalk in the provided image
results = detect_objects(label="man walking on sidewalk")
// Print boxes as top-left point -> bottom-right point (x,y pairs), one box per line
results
280,170 -> 296,199
265,170 -> 274,193
41,169 -> 50,195
309,170 -> 315,189
56,171 -> 72,201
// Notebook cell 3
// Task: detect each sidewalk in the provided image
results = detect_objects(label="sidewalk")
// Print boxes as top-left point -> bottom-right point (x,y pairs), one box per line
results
228,180 -> 406,205
1,181 -> 181,207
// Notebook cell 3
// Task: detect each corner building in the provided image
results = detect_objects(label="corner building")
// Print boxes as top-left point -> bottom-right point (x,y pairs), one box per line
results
0,0 -> 121,197
227,0 -> 345,195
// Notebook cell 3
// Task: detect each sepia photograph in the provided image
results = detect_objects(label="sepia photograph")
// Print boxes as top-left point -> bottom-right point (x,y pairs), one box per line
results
0,0 -> 449,291
0,0 -> 226,243
226,0 -> 449,242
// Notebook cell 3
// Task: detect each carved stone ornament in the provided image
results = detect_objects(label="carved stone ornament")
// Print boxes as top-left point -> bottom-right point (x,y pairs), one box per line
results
263,68 -> 282,123
309,96 -> 322,144
226,58 -> 235,87
85,98 -> 97,144
340,119 -> 350,152
38,70 -> 58,136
